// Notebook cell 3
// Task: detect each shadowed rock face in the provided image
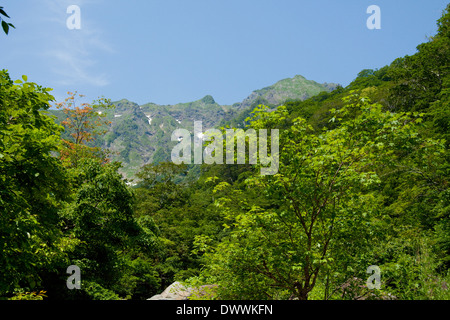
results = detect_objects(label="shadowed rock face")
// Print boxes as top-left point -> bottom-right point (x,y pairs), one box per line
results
148,282 -> 218,300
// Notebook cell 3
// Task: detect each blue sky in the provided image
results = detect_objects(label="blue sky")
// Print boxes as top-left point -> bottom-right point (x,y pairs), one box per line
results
0,0 -> 448,106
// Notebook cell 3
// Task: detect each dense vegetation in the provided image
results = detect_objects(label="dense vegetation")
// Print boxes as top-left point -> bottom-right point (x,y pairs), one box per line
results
0,4 -> 449,300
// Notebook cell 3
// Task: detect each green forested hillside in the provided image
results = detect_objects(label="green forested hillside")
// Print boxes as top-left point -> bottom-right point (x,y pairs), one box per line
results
0,4 -> 449,301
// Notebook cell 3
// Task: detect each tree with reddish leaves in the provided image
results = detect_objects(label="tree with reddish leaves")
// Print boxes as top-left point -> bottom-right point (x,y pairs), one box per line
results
56,91 -> 114,168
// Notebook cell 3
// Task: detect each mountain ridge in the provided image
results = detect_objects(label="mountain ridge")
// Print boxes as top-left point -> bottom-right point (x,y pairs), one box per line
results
116,74 -> 338,113
56,74 -> 340,179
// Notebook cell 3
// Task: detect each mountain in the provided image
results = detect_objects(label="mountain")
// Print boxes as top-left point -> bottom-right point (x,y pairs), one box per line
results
232,75 -> 339,110
98,96 -> 227,178
54,75 -> 339,179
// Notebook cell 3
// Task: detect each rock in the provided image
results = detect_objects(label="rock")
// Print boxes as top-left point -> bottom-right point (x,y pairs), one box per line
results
148,282 -> 191,300
148,282 -> 218,300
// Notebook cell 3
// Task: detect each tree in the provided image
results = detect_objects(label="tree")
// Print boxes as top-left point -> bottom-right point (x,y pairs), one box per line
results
135,162 -> 187,209
0,70 -> 69,296
55,159 -> 159,299
55,91 -> 114,168
387,4 -> 450,112
196,95 -> 443,300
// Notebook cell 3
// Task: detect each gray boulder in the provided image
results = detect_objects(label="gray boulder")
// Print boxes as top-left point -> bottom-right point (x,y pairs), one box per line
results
148,282 -> 218,300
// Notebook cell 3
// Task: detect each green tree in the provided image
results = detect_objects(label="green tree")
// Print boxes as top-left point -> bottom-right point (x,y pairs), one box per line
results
387,4 -> 450,112
57,160 -> 159,299
0,70 -> 69,296
195,96 -> 443,300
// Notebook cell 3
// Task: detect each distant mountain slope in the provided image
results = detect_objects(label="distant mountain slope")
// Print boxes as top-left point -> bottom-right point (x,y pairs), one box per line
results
233,75 -> 338,110
139,94 -> 232,129
52,75 -> 339,179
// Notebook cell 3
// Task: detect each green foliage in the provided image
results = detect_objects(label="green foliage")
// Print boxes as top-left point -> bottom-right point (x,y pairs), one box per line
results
0,6 -> 15,35
193,94 -> 444,300
0,70 -> 69,296
184,7 -> 450,300
80,281 -> 121,300
387,4 -> 450,113
55,159 -> 158,299
1,3 -> 449,302
9,290 -> 47,300
0,71 -> 163,300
